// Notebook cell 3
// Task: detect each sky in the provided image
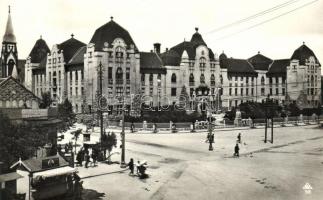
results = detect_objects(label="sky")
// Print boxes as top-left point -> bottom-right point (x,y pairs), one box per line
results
0,0 -> 322,74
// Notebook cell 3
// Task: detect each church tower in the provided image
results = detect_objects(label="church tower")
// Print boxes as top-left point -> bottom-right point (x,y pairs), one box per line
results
1,6 -> 18,78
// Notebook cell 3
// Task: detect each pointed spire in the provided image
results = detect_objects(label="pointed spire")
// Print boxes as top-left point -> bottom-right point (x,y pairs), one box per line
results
3,5 -> 16,43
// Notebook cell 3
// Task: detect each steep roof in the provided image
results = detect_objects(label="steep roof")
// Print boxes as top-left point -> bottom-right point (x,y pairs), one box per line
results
57,36 -> 86,63
291,44 -> 320,66
67,46 -> 86,66
90,19 -> 138,51
0,76 -> 39,101
221,58 -> 257,76
140,52 -> 166,74
3,9 -> 16,43
248,53 -> 273,71
190,28 -> 207,46
160,28 -> 214,66
29,38 -> 50,63
267,59 -> 289,77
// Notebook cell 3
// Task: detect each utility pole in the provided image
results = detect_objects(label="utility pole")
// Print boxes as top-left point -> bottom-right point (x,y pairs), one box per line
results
121,85 -> 126,167
97,62 -> 104,153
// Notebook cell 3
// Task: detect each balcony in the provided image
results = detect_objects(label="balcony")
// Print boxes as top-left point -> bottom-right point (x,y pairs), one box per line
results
189,82 -> 195,86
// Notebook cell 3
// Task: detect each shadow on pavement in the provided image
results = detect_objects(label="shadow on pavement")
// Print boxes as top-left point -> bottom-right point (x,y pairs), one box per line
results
82,188 -> 106,200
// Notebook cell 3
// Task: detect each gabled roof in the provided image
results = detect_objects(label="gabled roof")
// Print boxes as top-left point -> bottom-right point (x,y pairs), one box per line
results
57,37 -> 86,63
221,58 -> 257,76
248,53 -> 273,71
67,46 -> 86,66
10,155 -> 69,173
267,59 -> 289,77
0,76 -> 40,101
140,52 -> 166,74
291,44 -> 320,66
29,38 -> 50,63
90,19 -> 138,52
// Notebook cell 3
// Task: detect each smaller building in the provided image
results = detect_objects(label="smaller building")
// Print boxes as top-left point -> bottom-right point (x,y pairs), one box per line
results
10,155 -> 78,200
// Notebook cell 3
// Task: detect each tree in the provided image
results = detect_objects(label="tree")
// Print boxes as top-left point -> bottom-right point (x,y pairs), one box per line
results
57,98 -> 76,130
101,132 -> 117,163
39,91 -> 53,108
0,111 -> 46,172
179,86 -> 190,110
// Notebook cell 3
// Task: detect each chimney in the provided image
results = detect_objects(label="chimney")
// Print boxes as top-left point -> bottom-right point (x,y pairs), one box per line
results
166,48 -> 169,52
154,43 -> 161,54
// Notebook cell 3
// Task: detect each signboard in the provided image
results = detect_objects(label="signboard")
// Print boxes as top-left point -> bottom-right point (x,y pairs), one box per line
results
21,109 -> 48,119
41,158 -> 60,169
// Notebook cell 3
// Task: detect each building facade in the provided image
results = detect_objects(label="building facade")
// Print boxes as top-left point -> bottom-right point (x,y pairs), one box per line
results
22,18 -> 321,114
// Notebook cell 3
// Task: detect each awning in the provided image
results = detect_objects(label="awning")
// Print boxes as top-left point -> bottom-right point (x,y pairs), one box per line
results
33,166 -> 77,179
0,172 -> 23,183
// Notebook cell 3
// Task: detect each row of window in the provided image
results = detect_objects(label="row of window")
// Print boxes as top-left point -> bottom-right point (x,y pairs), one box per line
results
229,88 -> 286,96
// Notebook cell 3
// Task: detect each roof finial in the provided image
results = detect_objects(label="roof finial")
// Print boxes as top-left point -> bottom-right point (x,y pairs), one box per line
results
222,50 -> 224,54
8,5 -> 10,14
195,27 -> 199,32
258,51 -> 260,54
40,35 -> 42,39
303,41 -> 305,45
111,16 -> 114,21
184,38 -> 186,42
71,33 -> 74,38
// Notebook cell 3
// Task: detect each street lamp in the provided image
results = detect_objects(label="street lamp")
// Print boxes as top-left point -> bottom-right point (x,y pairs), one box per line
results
120,85 -> 127,167
157,78 -> 161,109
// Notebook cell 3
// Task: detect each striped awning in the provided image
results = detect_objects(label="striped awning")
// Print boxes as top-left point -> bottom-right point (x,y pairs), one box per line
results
33,166 -> 77,179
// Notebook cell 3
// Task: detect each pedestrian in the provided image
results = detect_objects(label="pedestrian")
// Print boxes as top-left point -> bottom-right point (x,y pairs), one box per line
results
234,143 -> 240,157
64,144 -> 69,154
91,149 -> 97,167
131,122 -> 135,133
237,133 -> 241,143
128,158 -> 134,175
76,150 -> 83,166
84,152 -> 90,168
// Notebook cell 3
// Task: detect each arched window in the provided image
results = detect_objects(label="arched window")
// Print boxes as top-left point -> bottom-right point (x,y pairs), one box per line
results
189,73 -> 194,85
116,67 -> 123,84
200,74 -> 205,84
141,74 -> 145,83
220,75 -> 223,84
171,73 -> 176,83
115,47 -> 124,58
311,75 -> 314,86
149,74 -> 153,82
261,76 -> 265,85
157,74 -> 161,86
210,74 -> 215,86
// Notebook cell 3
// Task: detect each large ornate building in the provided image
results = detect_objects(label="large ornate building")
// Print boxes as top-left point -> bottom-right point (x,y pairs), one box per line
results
21,17 -> 321,114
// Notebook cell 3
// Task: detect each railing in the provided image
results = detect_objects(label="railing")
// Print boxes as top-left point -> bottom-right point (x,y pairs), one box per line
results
189,82 -> 194,86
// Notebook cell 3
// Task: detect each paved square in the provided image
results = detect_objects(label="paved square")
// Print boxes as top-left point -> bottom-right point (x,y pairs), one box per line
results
78,125 -> 323,200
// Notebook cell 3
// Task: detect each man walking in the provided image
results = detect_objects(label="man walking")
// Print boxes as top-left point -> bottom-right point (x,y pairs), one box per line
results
234,143 -> 240,157
237,133 -> 241,143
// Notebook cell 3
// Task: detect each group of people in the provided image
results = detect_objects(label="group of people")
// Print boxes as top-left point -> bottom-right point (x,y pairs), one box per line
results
127,158 -> 148,179
76,147 -> 99,168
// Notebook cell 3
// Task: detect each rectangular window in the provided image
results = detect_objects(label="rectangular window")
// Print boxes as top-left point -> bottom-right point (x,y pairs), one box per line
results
235,88 -> 237,96
282,88 -> 285,95
229,88 -> 232,95
171,88 -> 177,96
108,67 -> 113,79
126,87 -> 130,95
150,88 -> 153,96
251,88 -> 254,96
270,88 -> 272,95
240,88 -> 243,96
81,87 -> 84,96
261,88 -> 265,96
76,87 -> 78,96
70,87 -> 72,97
276,88 -> 279,95
246,88 -> 249,95
126,68 -> 130,80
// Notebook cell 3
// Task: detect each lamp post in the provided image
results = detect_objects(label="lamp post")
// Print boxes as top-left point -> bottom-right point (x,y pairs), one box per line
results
157,78 -> 161,110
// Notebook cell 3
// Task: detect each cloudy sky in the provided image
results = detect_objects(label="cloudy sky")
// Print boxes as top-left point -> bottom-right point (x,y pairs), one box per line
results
1,0 -> 322,74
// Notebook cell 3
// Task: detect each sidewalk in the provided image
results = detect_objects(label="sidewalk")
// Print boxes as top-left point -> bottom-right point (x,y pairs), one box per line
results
77,161 -> 127,180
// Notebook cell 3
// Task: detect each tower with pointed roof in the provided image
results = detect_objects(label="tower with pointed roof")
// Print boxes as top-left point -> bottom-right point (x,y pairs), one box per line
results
1,6 -> 18,79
